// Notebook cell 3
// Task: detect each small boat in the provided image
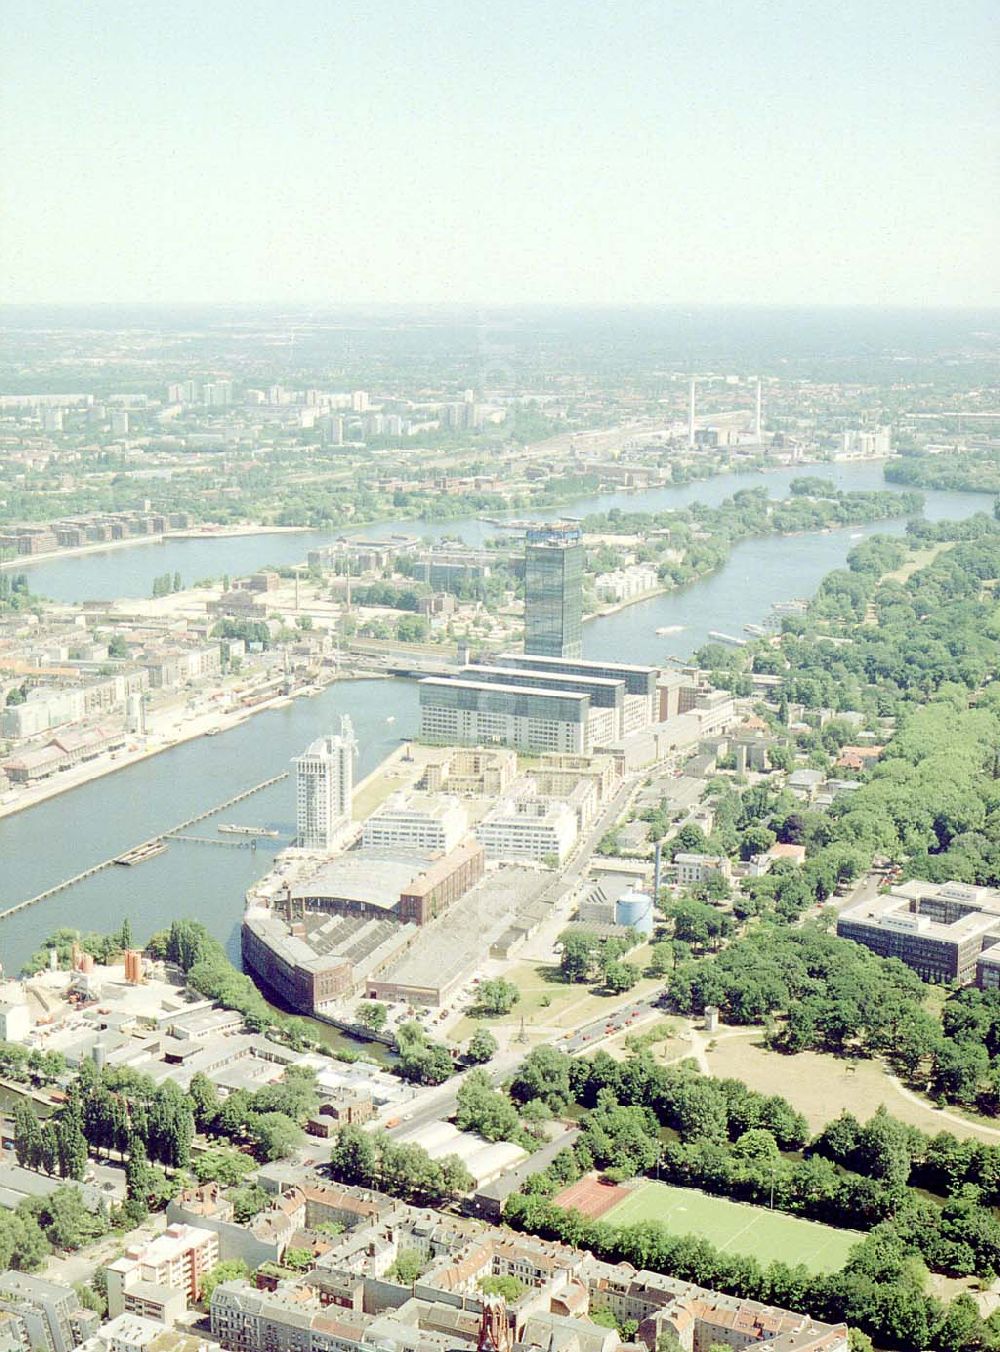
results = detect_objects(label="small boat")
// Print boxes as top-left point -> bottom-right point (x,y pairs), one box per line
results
850,532 -> 864,540
386,715 -> 396,724
218,824 -> 281,838
656,625 -> 684,636
205,728 -> 219,737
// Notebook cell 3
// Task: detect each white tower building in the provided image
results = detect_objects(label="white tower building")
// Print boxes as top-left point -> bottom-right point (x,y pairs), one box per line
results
294,716 -> 357,850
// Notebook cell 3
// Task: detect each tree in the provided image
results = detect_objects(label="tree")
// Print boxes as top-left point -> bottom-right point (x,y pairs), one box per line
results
38,1124 -> 58,1177
479,1275 -> 526,1300
672,823 -> 709,856
510,1047 -> 573,1112
390,1249 -> 425,1284
456,1071 -> 525,1144
55,1107 -> 88,1181
282,1247 -> 316,1272
188,1072 -> 221,1130
201,1260 -> 249,1304
473,978 -> 519,1017
740,824 -> 777,860
251,1067 -> 318,1122
395,1024 -> 454,1086
559,931 -> 597,984
247,1112 -> 303,1161
466,1028 -> 498,1064
656,1337 -> 685,1352
330,1125 -> 379,1188
124,1136 -> 153,1212
192,1147 -> 256,1187
581,1093 -> 661,1177
149,1081 -> 194,1167
648,941 -> 674,977
13,1102 -> 42,1171
231,1185 -> 271,1223
38,1187 -> 107,1250
355,1001 -> 388,1033
74,1282 -> 107,1319
603,960 -> 639,995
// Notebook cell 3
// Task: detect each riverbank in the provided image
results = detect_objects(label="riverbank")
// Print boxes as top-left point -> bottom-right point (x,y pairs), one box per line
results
0,672 -> 349,824
587,584 -> 671,620
3,523 -> 313,574
0,487 -> 941,823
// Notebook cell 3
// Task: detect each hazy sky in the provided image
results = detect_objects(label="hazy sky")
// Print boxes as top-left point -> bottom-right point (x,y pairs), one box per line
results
1,0 -> 996,307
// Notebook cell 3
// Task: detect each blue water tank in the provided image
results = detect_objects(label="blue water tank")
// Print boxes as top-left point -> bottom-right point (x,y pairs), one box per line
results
615,889 -> 654,936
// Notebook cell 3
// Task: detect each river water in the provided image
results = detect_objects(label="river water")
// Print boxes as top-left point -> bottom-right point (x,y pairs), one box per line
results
0,462 -> 989,977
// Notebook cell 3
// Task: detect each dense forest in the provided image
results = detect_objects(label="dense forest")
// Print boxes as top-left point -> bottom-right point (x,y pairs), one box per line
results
885,449 -> 1000,496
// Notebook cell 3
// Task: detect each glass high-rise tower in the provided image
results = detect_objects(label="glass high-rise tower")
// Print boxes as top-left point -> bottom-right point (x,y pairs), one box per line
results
523,524 -> 583,659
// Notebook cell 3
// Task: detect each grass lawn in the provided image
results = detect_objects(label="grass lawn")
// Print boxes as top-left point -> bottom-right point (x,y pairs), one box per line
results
883,541 -> 951,584
606,1180 -> 862,1275
450,953 -> 661,1045
704,1033 -> 1000,1142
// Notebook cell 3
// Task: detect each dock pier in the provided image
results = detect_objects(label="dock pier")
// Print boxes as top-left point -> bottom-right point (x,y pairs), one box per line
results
0,772 -> 288,923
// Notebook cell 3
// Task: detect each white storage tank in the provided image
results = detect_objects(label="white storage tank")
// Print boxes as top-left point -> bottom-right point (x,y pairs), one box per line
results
614,888 -> 654,936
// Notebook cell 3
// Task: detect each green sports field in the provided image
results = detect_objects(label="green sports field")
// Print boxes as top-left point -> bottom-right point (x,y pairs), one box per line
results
605,1181 -> 863,1274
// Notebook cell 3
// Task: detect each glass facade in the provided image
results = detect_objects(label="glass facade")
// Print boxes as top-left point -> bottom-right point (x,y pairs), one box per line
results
524,528 -> 583,659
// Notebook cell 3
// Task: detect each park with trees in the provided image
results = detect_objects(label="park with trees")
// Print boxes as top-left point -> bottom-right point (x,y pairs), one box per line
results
502,1045 -> 1000,1350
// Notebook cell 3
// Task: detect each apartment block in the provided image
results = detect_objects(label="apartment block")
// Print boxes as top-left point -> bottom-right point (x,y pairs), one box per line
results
672,853 -> 732,887
475,794 -> 578,864
106,1224 -> 219,1320
361,793 -> 468,855
0,1274 -> 99,1352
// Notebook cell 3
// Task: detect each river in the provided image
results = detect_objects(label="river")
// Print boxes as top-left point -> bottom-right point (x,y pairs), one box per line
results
0,462 -> 989,978
15,460 -> 988,604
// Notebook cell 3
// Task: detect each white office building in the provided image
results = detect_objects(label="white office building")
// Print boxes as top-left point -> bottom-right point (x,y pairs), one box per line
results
294,717 -> 357,851
475,795 -> 578,864
361,792 -> 468,855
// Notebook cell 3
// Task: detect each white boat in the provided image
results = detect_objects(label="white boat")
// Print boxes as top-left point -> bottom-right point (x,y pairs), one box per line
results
386,715 -> 396,724
656,625 -> 684,636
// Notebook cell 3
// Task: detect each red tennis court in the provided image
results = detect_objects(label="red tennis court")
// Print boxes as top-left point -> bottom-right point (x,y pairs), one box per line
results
553,1173 -> 628,1220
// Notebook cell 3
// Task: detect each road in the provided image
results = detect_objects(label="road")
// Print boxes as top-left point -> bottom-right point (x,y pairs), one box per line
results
383,1048 -> 526,1141
561,991 -> 664,1052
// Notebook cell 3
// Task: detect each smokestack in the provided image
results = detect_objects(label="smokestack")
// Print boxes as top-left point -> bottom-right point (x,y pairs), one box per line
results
653,841 -> 662,908
755,378 -> 762,441
688,380 -> 696,448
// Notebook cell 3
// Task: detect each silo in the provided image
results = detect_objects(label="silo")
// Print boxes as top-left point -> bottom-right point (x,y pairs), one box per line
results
615,889 -> 654,936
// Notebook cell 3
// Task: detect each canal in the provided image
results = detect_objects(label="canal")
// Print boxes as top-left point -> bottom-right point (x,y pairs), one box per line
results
0,463 -> 990,977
